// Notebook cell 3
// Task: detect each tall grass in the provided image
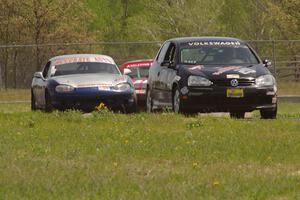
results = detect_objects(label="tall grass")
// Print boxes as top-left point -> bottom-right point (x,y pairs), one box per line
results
0,103 -> 300,199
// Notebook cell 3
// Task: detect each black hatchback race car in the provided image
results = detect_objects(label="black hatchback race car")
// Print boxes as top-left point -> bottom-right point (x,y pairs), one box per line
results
146,37 -> 277,119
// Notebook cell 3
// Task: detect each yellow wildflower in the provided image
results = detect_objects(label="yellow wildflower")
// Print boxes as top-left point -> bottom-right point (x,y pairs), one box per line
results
95,102 -> 108,110
213,181 -> 220,186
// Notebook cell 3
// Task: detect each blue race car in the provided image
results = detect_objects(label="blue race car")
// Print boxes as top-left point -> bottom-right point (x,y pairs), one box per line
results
31,54 -> 137,112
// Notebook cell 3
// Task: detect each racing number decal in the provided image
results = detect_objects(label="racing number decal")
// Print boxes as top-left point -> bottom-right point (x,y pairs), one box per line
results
55,56 -> 114,65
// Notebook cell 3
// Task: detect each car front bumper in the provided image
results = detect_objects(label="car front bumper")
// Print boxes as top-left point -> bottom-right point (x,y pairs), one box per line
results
181,86 -> 277,112
135,89 -> 146,102
50,87 -> 136,111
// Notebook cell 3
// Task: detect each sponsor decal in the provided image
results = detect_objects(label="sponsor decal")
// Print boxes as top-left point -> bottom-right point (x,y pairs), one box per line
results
237,68 -> 256,75
94,56 -> 114,64
55,57 -> 91,65
226,74 -> 240,79
213,66 -> 241,75
189,65 -> 204,71
54,56 -> 114,65
126,62 -> 153,68
213,66 -> 255,76
187,41 -> 241,47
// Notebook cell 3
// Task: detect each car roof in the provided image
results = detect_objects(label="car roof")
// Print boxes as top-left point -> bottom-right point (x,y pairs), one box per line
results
166,36 -> 245,44
49,54 -> 115,63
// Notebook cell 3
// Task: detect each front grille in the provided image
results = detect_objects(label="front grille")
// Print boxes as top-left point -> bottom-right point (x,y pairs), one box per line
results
189,95 -> 272,106
213,78 -> 255,87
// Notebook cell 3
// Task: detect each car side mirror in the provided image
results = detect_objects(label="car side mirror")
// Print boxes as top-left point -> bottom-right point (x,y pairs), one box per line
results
123,68 -> 132,75
263,59 -> 272,68
34,72 -> 44,79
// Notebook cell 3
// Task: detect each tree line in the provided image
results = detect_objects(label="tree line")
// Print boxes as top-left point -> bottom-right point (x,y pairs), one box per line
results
0,0 -> 299,88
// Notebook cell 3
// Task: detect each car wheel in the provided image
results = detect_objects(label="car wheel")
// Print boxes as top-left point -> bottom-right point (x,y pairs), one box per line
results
125,101 -> 137,114
45,92 -> 54,112
260,104 -> 277,119
173,88 -> 183,113
230,111 -> 245,119
146,87 -> 153,113
31,90 -> 37,111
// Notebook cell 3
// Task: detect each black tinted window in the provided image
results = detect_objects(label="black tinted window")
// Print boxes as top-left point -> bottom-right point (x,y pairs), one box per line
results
127,67 -> 149,79
43,62 -> 51,78
180,46 -> 259,65
157,42 -> 170,63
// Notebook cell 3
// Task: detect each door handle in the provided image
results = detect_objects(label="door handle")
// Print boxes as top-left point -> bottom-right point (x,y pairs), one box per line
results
158,71 -> 160,76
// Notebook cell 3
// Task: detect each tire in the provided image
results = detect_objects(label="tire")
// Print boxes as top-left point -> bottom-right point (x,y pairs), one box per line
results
45,92 -> 54,112
230,111 -> 245,119
31,90 -> 37,111
173,87 -> 183,113
125,101 -> 137,114
146,87 -> 153,113
260,105 -> 277,119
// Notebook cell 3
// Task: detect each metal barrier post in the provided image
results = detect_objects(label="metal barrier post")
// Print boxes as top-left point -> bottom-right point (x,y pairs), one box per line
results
272,40 -> 277,78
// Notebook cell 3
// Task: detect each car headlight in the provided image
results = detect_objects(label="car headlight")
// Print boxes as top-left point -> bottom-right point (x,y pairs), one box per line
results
55,84 -> 74,93
255,75 -> 276,87
188,76 -> 212,86
114,83 -> 131,91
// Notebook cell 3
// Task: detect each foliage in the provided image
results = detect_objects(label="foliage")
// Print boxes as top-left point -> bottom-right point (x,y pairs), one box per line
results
0,0 -> 299,89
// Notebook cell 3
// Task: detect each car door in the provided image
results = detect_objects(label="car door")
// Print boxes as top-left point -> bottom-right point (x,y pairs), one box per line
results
150,42 -> 170,102
158,42 -> 178,104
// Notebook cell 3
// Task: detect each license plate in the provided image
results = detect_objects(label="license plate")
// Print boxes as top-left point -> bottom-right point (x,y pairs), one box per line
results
227,88 -> 244,98
136,89 -> 146,94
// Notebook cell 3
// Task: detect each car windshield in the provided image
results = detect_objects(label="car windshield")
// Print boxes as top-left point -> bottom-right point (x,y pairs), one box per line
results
50,62 -> 120,77
127,67 -> 149,79
180,45 -> 259,65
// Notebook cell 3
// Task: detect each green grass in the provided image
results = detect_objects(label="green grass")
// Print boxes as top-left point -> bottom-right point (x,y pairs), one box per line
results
0,89 -> 30,102
0,103 -> 300,199
277,81 -> 300,96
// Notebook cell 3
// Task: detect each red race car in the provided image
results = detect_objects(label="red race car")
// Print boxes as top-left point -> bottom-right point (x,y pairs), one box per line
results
120,59 -> 153,106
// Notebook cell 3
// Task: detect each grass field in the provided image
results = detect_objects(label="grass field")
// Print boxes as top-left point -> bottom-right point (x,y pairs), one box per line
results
0,102 -> 300,199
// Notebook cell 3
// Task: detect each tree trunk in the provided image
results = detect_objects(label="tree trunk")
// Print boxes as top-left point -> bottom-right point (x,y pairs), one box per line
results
0,59 -> 2,90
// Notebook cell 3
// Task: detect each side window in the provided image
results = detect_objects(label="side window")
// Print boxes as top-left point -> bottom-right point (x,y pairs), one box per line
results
42,62 -> 51,78
164,43 -> 176,63
157,42 -> 170,63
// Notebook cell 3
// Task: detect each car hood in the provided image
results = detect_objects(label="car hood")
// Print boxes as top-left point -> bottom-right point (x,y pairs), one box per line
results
180,64 -> 269,79
50,73 -> 129,87
132,78 -> 148,90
